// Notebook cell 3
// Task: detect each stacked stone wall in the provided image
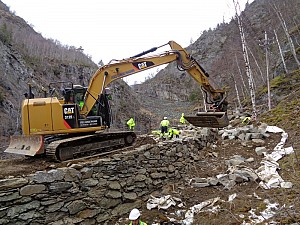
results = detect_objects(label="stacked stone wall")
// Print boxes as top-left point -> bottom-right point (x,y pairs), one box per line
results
0,131 -> 217,224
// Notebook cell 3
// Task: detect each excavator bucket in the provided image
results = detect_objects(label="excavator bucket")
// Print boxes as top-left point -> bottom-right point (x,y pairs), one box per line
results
184,112 -> 229,128
5,135 -> 44,156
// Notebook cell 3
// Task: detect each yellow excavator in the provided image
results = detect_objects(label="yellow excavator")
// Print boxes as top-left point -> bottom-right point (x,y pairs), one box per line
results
5,41 -> 229,161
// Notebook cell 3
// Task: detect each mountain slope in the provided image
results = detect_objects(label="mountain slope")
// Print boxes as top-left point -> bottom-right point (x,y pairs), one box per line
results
0,1 -> 151,144
135,0 -> 300,117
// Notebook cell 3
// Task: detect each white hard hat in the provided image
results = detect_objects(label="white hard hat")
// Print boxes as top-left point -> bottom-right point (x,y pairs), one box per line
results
129,208 -> 140,220
164,117 -> 167,119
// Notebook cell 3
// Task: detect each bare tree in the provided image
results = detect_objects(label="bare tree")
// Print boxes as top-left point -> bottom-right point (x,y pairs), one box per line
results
233,0 -> 257,119
230,73 -> 242,111
201,88 -> 207,112
235,53 -> 248,100
247,45 -> 265,85
274,29 -> 288,74
264,31 -> 271,110
272,3 -> 300,68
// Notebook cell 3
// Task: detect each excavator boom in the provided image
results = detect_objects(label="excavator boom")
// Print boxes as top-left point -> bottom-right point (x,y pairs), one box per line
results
81,40 -> 229,127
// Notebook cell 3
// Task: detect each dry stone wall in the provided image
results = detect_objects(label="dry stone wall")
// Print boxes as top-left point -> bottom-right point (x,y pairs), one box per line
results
0,129 -> 217,225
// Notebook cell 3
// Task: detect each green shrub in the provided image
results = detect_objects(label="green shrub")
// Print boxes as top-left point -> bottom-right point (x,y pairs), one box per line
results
0,23 -> 12,45
0,90 -> 4,105
189,91 -> 198,102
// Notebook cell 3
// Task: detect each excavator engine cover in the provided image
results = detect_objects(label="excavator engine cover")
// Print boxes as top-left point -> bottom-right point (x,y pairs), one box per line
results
5,135 -> 44,156
184,112 -> 229,128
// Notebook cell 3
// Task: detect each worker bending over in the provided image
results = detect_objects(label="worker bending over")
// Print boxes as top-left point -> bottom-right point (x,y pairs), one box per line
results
168,128 -> 180,139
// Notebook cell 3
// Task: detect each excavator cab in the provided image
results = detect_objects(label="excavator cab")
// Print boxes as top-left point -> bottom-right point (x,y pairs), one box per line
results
63,84 -> 112,126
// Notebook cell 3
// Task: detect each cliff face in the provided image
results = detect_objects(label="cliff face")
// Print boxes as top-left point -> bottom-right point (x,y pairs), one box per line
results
0,44 -> 95,136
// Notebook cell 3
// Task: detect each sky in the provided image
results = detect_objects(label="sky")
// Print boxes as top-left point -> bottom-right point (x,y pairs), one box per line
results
2,0 -> 253,85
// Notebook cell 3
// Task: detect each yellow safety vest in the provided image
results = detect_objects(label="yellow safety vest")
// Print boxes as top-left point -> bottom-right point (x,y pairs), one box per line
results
129,221 -> 147,225
180,113 -> 186,124
242,117 -> 251,124
127,118 -> 135,126
160,119 -> 169,127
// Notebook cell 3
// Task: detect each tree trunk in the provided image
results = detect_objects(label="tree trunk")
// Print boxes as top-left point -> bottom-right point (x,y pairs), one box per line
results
264,31 -> 271,111
247,45 -> 265,85
234,0 -> 257,119
201,88 -> 207,112
235,53 -> 248,99
231,73 -> 242,111
273,4 -> 300,68
274,29 -> 288,74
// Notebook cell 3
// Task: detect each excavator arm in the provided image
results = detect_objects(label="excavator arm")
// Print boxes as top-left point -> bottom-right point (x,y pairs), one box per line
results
168,41 -> 227,112
81,41 -> 228,127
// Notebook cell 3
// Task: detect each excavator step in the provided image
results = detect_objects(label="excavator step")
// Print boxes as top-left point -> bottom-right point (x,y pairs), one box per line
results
184,112 -> 229,128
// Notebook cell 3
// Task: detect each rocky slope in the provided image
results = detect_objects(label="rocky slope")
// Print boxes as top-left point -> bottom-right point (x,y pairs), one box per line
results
134,0 -> 300,114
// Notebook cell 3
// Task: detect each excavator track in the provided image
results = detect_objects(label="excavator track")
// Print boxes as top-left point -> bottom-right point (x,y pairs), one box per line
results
45,131 -> 136,161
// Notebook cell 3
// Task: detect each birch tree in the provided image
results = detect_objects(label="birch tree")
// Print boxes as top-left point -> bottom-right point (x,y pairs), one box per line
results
235,53 -> 248,99
264,31 -> 271,110
230,73 -> 242,111
274,29 -> 288,74
233,0 -> 257,120
201,88 -> 207,112
247,45 -> 265,85
272,3 -> 300,68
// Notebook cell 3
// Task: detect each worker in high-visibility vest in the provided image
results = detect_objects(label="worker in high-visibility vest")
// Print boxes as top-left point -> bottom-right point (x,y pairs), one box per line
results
180,113 -> 186,124
160,116 -> 169,138
242,116 -> 251,125
79,101 -> 84,109
168,128 -> 180,139
127,118 -> 135,130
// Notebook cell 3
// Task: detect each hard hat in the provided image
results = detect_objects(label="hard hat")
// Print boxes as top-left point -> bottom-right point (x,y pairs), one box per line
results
164,117 -> 167,119
129,208 -> 140,220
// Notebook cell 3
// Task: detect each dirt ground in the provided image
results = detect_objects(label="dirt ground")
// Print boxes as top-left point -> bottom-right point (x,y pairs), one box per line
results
0,135 -> 157,179
108,131 -> 300,225
109,129 -> 299,224
0,129 -> 299,224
